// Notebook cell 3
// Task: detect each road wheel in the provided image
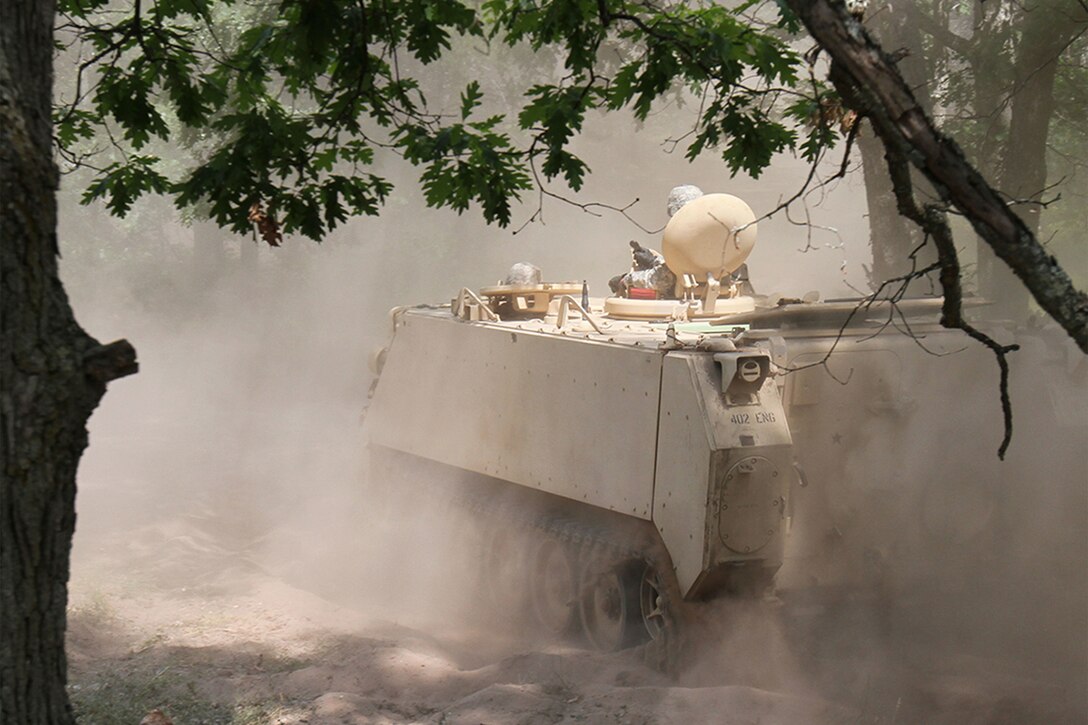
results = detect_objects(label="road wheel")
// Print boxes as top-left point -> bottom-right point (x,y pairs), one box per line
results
579,554 -> 645,651
639,564 -> 667,641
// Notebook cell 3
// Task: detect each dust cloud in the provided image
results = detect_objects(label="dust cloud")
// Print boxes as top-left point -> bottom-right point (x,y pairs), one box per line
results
60,117 -> 1086,724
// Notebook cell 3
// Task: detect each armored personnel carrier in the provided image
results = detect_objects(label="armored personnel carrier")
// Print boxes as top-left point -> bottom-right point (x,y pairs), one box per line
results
361,191 -> 1087,665
363,194 -> 795,659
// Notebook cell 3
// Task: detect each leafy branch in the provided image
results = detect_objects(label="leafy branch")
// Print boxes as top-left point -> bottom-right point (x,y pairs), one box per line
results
56,0 -> 849,242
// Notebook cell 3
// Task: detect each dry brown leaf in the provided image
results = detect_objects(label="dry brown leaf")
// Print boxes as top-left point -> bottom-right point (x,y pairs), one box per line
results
247,201 -> 283,247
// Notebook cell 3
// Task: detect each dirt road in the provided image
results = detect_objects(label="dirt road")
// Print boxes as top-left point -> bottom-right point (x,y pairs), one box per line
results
67,506 -> 1084,725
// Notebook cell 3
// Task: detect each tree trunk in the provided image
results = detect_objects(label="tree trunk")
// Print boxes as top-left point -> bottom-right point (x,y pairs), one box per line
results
981,0 -> 1081,320
857,0 -> 933,287
858,123 -> 927,285
0,2 -> 136,723
239,234 -> 259,279
193,218 -> 226,288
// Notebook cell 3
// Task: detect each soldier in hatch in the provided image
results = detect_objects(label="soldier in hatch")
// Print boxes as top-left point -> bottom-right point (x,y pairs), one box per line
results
609,185 -> 703,299
609,185 -> 756,300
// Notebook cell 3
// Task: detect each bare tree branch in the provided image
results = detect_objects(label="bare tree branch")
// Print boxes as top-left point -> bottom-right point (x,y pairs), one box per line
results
785,0 -> 1088,353
881,141 -> 1020,458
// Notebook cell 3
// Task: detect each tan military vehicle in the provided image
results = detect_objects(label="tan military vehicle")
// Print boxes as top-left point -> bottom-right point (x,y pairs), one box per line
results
362,191 -> 1087,666
363,194 -> 795,660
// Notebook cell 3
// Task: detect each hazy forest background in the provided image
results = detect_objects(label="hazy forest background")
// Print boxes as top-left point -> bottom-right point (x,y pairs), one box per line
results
3,0 -> 1086,722
56,0 -> 1088,448
59,0 -> 1088,517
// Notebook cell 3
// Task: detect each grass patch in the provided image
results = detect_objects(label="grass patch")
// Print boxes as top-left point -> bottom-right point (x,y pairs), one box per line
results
70,650 -> 312,724
70,668 -> 224,724
71,669 -> 302,725
68,589 -> 118,625
230,702 -> 300,725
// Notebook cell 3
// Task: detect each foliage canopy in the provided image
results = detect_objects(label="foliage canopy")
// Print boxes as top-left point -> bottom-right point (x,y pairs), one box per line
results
56,0 -> 837,239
